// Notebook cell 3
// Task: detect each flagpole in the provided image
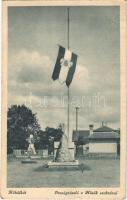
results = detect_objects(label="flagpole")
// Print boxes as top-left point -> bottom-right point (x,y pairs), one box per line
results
67,87 -> 70,139
67,7 -> 70,50
67,7 -> 70,140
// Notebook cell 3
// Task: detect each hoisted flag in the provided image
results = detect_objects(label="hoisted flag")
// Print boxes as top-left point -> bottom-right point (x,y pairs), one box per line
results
52,45 -> 78,87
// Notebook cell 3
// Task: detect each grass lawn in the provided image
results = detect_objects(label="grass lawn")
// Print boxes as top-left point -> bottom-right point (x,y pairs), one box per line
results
7,158 -> 120,188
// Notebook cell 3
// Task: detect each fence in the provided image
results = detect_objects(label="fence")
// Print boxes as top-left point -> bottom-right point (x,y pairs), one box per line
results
76,153 -> 119,160
12,149 -> 49,158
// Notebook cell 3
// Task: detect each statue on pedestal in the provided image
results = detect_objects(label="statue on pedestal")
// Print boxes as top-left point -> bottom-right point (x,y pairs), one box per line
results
27,134 -> 36,156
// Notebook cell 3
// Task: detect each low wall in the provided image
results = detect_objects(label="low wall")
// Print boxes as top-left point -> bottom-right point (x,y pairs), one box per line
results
76,153 -> 119,159
13,149 -> 49,157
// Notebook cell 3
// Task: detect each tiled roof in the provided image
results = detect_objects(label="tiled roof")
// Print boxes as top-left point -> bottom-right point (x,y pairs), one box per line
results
89,131 -> 120,139
72,130 -> 89,141
94,125 -> 114,132
72,126 -> 120,141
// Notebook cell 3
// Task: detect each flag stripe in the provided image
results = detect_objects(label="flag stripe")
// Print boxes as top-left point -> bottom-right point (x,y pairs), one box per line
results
58,49 -> 72,84
52,46 -> 65,80
66,53 -> 77,87
59,64 -> 69,84
64,49 -> 72,61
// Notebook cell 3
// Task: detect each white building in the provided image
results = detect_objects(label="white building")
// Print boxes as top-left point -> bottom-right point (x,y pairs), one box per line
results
89,125 -> 120,157
72,124 -> 120,157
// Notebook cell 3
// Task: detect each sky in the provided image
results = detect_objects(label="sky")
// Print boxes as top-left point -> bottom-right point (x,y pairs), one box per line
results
8,6 -> 120,135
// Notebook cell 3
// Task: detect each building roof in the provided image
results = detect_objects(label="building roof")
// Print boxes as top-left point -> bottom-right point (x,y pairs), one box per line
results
90,125 -> 120,139
94,125 -> 114,132
72,125 -> 120,142
89,131 -> 120,139
72,130 -> 89,142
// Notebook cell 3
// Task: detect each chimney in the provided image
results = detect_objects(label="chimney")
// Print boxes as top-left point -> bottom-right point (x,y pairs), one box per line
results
89,124 -> 94,135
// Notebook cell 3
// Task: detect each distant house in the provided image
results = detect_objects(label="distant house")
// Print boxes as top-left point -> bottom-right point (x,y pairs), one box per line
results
72,124 -> 120,157
89,125 -> 120,157
72,130 -> 89,155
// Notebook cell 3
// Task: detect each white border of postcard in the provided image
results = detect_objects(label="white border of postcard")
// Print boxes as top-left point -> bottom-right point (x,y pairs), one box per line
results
1,0 -> 127,199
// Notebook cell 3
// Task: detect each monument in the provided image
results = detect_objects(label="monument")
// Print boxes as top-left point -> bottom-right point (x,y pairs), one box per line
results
21,134 -> 40,163
48,8 -> 79,170
27,134 -> 36,156
48,124 -> 79,167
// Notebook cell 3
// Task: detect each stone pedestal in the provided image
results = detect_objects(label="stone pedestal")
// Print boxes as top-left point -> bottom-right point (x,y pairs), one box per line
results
48,132 -> 79,168
21,159 -> 37,164
28,143 -> 36,155
30,155 -> 42,160
55,133 -> 73,162
43,149 -> 48,157
48,160 -> 79,168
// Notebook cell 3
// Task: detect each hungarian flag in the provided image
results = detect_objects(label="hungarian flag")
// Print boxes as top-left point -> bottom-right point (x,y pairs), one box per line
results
52,45 -> 78,87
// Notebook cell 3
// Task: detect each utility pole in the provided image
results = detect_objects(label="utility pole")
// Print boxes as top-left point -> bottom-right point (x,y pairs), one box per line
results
75,107 -> 80,133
